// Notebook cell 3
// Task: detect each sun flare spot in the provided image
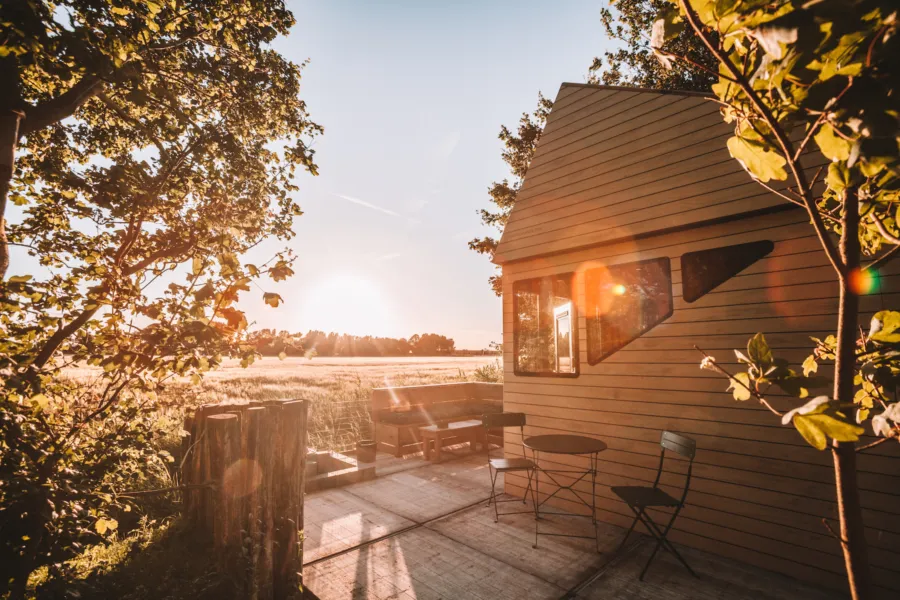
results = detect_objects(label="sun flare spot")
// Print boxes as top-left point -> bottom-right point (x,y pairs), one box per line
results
302,274 -> 395,337
849,268 -> 879,296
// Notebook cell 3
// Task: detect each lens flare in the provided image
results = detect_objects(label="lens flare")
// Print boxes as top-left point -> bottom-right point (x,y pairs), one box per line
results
849,268 -> 879,295
612,284 -> 627,296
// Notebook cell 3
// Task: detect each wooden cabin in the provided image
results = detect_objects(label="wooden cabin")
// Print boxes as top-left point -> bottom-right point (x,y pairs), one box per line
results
492,83 -> 900,597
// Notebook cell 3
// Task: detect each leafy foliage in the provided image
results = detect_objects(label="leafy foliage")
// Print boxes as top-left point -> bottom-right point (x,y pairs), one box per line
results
658,0 -> 900,447
652,0 -> 899,251
655,1 -> 899,593
0,0 -> 319,594
591,0 -> 717,89
471,3 -> 716,296
248,329 -> 458,357
469,94 -> 552,296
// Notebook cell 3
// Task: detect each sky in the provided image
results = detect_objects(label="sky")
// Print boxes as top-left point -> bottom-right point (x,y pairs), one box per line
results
240,0 -> 611,349
8,0 -> 612,350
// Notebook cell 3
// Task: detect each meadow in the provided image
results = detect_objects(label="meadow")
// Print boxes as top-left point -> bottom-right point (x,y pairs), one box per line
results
36,355 -> 501,598
175,355 -> 502,450
68,355 -> 501,452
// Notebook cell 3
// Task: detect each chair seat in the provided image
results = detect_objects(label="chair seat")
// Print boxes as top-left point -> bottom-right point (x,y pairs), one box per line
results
612,485 -> 680,508
489,457 -> 535,471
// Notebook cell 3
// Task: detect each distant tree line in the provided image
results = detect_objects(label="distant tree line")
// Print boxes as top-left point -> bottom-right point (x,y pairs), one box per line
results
248,330 -> 458,357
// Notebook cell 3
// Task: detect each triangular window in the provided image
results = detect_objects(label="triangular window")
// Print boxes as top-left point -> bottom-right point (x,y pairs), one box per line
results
681,240 -> 774,303
586,257 -> 673,364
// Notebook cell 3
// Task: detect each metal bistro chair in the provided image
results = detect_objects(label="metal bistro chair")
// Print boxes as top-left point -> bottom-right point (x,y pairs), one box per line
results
481,412 -> 537,523
612,431 -> 698,581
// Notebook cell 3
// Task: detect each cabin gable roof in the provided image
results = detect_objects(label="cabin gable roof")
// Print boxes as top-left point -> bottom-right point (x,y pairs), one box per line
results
492,83 -> 791,265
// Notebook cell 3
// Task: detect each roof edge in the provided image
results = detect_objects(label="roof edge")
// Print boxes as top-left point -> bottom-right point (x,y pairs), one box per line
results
559,82 -> 714,99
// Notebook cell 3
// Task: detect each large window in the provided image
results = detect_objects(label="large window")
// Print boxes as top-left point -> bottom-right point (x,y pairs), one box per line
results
513,273 -> 578,376
585,257 -> 673,364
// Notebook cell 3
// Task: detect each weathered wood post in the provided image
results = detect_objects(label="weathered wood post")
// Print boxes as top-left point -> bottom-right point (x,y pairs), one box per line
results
273,400 -> 308,599
245,406 -> 275,600
182,400 -> 308,599
208,413 -> 241,566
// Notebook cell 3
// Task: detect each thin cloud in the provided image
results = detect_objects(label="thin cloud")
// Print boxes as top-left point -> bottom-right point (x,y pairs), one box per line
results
334,193 -> 402,218
376,252 -> 402,262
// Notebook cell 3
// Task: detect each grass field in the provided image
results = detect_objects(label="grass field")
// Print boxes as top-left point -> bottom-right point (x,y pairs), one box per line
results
38,356 -> 501,598
68,355 -> 500,451
170,355 -> 501,451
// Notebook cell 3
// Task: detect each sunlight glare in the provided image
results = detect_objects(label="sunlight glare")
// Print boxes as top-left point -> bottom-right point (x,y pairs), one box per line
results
302,274 -> 396,337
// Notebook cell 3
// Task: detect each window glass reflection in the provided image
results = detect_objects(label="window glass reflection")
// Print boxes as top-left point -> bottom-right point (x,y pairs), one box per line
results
513,273 -> 577,375
586,258 -> 672,364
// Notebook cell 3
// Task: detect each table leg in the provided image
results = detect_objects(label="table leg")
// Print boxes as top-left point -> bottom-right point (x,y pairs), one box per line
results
423,437 -> 430,461
592,451 -> 600,553
533,449 -> 540,549
434,435 -> 442,462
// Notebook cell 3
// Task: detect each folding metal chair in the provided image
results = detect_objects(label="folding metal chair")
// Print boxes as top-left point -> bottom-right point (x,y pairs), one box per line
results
611,431 -> 698,581
482,412 -> 536,522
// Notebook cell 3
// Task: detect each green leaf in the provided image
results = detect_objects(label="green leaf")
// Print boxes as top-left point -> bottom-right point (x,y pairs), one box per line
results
802,355 -> 818,377
192,256 -> 203,276
747,333 -> 774,367
814,124 -> 852,162
30,394 -> 50,412
825,162 -> 851,191
727,136 -> 787,183
728,372 -> 752,401
650,9 -> 683,50
792,414 -> 828,450
805,413 -> 864,443
95,518 -> 118,535
751,21 -> 798,59
869,311 -> 900,343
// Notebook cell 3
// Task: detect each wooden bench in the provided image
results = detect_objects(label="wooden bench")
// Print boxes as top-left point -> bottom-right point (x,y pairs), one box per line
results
371,382 -> 503,457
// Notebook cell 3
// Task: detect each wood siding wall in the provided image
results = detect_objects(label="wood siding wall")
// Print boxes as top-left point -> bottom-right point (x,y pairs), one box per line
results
500,209 -> 900,598
493,84 -> 806,264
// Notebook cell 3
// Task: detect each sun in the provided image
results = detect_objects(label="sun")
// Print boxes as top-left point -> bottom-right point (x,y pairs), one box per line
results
302,274 -> 395,336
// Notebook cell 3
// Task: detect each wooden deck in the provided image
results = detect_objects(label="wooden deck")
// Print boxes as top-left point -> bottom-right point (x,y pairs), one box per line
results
302,452 -> 843,599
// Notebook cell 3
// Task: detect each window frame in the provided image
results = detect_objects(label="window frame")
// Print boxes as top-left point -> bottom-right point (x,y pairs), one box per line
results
584,257 -> 673,365
512,271 -> 580,378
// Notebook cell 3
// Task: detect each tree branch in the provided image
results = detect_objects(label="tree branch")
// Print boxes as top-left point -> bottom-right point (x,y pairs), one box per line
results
863,245 -> 900,272
97,92 -> 170,161
678,0 -> 846,277
694,345 -> 785,417
871,214 -> 900,245
20,75 -> 106,136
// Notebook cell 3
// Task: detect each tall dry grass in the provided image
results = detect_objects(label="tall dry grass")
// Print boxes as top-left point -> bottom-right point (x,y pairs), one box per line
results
84,356 -> 503,452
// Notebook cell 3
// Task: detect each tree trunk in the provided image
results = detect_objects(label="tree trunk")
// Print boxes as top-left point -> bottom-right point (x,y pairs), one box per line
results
0,109 -> 22,280
833,188 -> 872,600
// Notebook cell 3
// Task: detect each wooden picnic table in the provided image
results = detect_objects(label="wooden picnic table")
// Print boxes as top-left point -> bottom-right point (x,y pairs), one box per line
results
419,419 -> 484,462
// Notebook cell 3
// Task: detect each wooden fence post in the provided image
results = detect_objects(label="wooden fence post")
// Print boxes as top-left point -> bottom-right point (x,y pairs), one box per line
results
273,400 -> 308,599
245,406 -> 274,600
183,400 -> 308,599
208,413 -> 241,567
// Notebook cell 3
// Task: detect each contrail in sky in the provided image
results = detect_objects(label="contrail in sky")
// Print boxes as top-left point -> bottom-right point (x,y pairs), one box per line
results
335,193 -> 402,217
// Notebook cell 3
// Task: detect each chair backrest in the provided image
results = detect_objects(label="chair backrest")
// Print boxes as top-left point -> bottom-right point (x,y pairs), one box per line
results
653,431 -> 696,505
482,412 -> 526,429
661,431 -> 696,459
482,412 -> 526,460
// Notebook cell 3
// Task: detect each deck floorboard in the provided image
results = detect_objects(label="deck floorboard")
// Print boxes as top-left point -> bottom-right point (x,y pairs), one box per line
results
303,451 -> 843,599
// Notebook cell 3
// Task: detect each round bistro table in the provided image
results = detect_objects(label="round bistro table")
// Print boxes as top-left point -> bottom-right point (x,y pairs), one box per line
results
523,434 -> 608,551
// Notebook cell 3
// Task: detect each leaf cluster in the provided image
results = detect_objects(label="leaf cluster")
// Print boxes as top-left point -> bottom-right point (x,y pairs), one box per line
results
1,0 -> 319,592
469,94 -> 552,296
654,0 -> 900,253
